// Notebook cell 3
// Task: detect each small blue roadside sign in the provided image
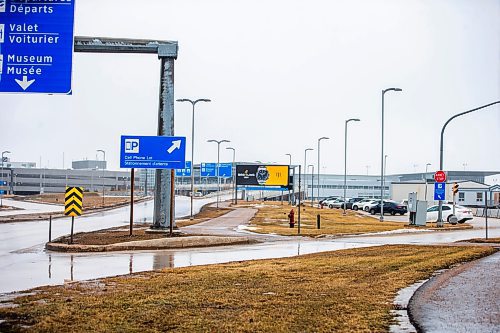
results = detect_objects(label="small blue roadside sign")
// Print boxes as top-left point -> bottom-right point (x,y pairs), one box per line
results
0,0 -> 76,94
217,163 -> 232,177
201,163 -> 216,177
120,135 -> 186,169
0,190 -> 5,194
434,182 -> 446,200
175,161 -> 192,177
201,163 -> 232,177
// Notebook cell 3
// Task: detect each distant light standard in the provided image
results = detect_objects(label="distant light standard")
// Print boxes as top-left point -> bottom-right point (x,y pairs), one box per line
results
424,163 -> 431,202
226,147 -> 236,205
97,149 -> 106,206
176,98 -> 211,219
317,137 -> 329,204
380,87 -> 402,221
303,148 -> 313,202
344,119 -> 360,215
285,153 -> 293,204
1,150 -> 11,207
207,139 -> 230,209
308,164 -> 314,206
383,154 -> 388,200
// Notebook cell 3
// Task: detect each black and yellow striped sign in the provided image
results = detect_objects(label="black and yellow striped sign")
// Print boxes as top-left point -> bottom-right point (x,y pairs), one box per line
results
65,187 -> 83,217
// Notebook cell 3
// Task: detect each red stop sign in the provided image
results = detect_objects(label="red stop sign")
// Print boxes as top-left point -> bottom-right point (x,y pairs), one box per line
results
434,170 -> 447,182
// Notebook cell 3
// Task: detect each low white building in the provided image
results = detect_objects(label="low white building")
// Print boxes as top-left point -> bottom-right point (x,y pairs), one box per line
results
391,180 -> 492,207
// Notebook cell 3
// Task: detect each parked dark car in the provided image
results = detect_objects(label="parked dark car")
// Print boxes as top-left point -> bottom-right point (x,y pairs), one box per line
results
369,202 -> 407,215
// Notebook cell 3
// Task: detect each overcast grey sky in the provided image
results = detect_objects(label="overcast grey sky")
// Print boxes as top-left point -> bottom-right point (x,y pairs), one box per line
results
1,0 -> 499,175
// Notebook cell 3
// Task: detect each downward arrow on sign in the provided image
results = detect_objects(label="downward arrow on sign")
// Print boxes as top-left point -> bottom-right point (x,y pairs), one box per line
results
167,140 -> 182,154
15,76 -> 36,90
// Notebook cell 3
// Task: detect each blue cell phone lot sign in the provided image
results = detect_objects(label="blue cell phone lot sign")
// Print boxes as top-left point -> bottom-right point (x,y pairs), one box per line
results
434,182 -> 446,201
120,136 -> 186,169
0,0 -> 75,94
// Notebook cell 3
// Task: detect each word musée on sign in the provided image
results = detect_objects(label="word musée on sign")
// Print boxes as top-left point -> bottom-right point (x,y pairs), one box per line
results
120,135 -> 186,169
0,0 -> 76,94
65,186 -> 83,217
236,165 -> 289,187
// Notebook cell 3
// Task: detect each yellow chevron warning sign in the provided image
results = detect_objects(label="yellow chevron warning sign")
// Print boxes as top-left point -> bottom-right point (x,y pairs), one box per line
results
65,187 -> 83,217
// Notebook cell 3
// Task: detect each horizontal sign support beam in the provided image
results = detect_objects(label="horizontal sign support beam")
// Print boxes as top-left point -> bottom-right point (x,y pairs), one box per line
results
74,36 -> 178,58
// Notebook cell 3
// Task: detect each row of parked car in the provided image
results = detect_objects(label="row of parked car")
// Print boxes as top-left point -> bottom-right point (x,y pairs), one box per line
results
318,196 -> 474,222
319,197 -> 407,215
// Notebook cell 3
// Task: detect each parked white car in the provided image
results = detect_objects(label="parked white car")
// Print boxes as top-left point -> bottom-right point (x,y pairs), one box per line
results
363,200 -> 380,212
426,204 -> 473,223
352,198 -> 375,211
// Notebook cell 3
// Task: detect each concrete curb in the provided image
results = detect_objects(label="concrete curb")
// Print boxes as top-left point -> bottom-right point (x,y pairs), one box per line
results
46,235 -> 259,252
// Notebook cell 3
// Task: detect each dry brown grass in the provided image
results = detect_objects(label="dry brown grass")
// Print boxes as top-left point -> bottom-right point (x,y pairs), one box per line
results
27,192 -> 134,210
0,245 -> 494,332
246,202 -> 404,236
51,205 -> 233,245
461,237 -> 500,244
176,206 -> 233,227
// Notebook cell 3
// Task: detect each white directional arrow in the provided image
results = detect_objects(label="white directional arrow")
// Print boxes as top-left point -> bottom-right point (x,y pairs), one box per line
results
15,76 -> 36,90
167,140 -> 182,154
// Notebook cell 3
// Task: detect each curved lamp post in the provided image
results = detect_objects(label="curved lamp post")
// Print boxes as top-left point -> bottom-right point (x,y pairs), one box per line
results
317,137 -> 329,204
207,139 -> 230,209
437,100 -> 500,225
344,119 -> 360,215
176,98 -> 211,219
97,149 -> 105,206
304,148 -> 313,202
380,87 -> 402,221
226,147 -> 236,205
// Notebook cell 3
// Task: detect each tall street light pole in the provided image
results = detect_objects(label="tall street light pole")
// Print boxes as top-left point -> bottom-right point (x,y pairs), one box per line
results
226,147 -> 236,205
176,98 -> 211,220
308,164 -> 314,206
437,100 -> 500,225
344,119 -> 360,215
383,154 -> 388,200
304,148 -> 313,203
285,153 -> 292,204
317,137 -> 329,204
208,139 -> 230,209
1,150 -> 11,207
97,149 -> 106,206
380,87 -> 402,221
424,163 -> 431,202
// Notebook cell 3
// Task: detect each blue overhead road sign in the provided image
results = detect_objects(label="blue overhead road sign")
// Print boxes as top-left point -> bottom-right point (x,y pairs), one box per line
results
201,163 -> 232,177
120,135 -> 186,169
217,163 -> 232,177
175,161 -> 192,177
0,0 -> 75,94
434,182 -> 446,201
201,163 -> 216,177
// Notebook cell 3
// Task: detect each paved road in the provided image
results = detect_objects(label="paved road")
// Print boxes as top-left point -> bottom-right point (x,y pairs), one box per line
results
0,199 -> 62,216
409,252 -> 500,333
1,200 -> 499,297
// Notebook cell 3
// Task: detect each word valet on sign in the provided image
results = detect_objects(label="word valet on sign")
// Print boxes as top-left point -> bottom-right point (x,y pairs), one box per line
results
64,187 -> 83,217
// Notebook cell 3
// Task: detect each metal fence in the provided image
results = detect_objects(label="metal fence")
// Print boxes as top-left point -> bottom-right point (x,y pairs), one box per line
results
474,208 -> 500,218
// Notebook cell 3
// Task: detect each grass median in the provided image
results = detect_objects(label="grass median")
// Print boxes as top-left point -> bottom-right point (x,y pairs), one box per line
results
0,245 -> 495,332
245,202 -> 404,236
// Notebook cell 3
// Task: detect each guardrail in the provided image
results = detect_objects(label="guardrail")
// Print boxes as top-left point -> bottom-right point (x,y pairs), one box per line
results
474,208 -> 500,218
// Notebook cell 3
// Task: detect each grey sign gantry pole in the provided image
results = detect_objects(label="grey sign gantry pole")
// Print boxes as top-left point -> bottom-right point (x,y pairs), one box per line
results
74,37 -> 179,229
